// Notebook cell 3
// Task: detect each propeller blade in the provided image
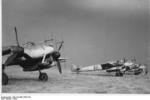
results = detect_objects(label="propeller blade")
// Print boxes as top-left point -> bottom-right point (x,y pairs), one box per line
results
4,53 -> 18,66
14,27 -> 20,47
56,60 -> 62,74
58,41 -> 64,52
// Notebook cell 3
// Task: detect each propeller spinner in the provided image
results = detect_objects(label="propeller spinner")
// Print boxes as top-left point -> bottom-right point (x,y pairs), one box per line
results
52,41 -> 64,74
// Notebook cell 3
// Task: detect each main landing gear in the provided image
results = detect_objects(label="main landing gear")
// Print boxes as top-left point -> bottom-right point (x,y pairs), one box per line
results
2,64 -> 9,85
2,72 -> 9,85
38,70 -> 48,81
115,69 -> 123,77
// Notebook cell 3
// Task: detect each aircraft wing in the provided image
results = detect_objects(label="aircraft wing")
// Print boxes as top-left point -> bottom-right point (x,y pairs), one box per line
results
106,66 -> 125,72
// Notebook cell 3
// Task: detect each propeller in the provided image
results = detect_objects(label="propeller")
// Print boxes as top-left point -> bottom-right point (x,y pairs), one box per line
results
52,40 -> 64,74
12,27 -> 24,53
3,27 -> 24,66
56,58 -> 62,74
57,41 -> 64,74
52,51 -> 62,74
14,27 -> 20,47
58,41 -> 64,52
3,27 -> 23,56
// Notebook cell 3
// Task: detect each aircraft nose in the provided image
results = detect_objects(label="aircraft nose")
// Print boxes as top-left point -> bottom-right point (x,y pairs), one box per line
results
52,51 -> 61,60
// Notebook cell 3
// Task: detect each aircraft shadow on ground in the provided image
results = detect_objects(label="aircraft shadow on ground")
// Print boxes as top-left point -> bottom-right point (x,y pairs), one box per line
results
8,77 -> 40,83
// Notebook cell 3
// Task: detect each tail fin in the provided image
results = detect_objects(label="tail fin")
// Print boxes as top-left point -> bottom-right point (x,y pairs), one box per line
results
71,64 -> 80,72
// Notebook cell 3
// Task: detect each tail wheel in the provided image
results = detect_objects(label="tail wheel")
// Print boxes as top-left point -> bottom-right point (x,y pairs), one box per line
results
39,73 -> 48,81
2,72 -> 9,85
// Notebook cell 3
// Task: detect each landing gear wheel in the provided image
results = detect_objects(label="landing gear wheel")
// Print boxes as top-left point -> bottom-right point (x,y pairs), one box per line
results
2,64 -> 5,70
115,70 -> 123,77
39,73 -> 48,81
2,72 -> 9,85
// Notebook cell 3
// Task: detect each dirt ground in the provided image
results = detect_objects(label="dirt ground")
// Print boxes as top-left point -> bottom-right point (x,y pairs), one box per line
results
2,66 -> 150,93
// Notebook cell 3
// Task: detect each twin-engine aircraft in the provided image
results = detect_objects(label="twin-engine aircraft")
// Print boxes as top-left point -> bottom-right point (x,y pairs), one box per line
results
2,27 -> 66,85
71,58 -> 148,76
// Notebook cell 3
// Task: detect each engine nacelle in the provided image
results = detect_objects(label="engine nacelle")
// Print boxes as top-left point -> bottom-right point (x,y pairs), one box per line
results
24,45 -> 54,58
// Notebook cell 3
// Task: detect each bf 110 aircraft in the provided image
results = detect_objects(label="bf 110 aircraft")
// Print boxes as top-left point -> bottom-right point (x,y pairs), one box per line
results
71,58 -> 148,76
105,58 -> 148,76
2,27 -> 66,85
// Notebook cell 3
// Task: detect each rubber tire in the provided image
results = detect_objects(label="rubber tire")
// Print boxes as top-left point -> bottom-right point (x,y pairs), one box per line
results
39,73 -> 48,81
2,64 -> 5,70
2,72 -> 9,85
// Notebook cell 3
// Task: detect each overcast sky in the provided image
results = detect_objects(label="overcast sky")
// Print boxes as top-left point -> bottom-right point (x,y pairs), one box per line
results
2,0 -> 149,67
